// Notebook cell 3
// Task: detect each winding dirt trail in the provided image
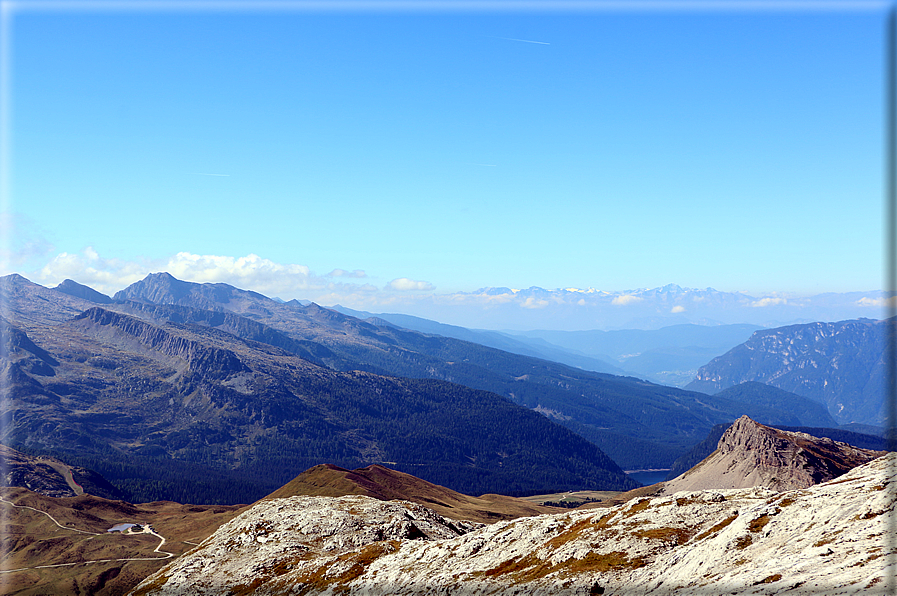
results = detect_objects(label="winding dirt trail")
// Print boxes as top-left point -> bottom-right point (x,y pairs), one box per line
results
0,496 -> 176,574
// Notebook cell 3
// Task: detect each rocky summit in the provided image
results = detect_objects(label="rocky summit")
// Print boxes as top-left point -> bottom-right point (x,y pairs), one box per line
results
661,415 -> 887,494
130,452 -> 895,596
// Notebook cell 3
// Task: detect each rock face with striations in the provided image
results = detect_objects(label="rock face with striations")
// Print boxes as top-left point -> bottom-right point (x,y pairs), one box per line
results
661,415 -> 886,494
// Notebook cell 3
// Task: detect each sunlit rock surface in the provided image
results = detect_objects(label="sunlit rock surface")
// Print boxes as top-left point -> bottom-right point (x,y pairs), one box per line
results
661,415 -> 886,494
131,453 -> 895,596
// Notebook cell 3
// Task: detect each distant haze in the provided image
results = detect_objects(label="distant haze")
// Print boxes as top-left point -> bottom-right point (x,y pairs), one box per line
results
34,263 -> 894,331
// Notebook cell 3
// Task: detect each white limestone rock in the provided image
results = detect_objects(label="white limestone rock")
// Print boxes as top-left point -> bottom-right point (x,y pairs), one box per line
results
130,453 -> 896,596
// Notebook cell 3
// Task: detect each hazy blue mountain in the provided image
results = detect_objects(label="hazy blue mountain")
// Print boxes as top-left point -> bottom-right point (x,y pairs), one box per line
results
712,382 -> 837,428
331,305 -> 626,375
504,323 -> 762,386
378,284 -> 889,331
686,318 -> 893,425
331,307 -> 759,386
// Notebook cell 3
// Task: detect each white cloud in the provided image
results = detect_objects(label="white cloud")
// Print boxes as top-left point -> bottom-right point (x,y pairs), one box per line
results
520,297 -> 549,309
750,297 -> 788,308
612,294 -> 643,306
33,248 -> 374,299
857,296 -> 897,308
165,252 -> 314,293
387,278 -> 435,291
38,248 -> 152,295
671,305 -> 686,313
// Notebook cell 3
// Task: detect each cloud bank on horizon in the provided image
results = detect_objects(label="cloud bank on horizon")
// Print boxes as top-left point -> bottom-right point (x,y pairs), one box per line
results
25,247 -> 891,331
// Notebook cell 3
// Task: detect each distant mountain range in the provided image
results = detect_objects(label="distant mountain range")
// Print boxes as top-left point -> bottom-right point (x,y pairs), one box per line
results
106,273 -> 847,470
332,306 -> 762,386
686,318 -> 894,425
3,271 -> 886,507
339,284 -> 892,331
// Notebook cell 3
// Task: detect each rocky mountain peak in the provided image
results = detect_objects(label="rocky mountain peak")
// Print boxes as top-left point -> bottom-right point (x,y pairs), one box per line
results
53,279 -> 112,304
113,272 -> 199,304
662,415 -> 886,494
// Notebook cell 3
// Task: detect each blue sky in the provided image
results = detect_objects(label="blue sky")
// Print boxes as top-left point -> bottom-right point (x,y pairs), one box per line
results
2,1 -> 890,313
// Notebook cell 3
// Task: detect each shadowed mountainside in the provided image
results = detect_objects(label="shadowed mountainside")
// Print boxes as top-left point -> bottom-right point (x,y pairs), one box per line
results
0,444 -> 126,500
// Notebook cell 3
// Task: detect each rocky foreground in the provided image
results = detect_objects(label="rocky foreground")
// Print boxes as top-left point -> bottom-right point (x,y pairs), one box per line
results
131,452 -> 896,596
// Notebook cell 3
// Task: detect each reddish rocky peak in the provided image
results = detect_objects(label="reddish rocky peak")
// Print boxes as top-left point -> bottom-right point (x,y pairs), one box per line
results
664,415 -> 886,493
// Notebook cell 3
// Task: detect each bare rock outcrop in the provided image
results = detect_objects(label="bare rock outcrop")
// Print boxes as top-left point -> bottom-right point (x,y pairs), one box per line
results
266,462 -> 555,523
130,452 -> 895,596
662,415 -> 886,494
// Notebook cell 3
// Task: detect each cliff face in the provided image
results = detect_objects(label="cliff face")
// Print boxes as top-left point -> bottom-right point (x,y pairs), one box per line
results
72,307 -> 250,378
662,416 -> 886,494
131,452 -> 895,596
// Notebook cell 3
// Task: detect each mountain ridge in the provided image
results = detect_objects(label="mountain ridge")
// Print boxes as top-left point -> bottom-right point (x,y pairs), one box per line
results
266,462 -> 556,523
131,447 -> 896,595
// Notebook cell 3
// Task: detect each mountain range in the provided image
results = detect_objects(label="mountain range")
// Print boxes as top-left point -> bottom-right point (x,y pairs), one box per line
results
12,272 -> 852,475
339,284 -> 891,331
1,274 -> 639,504
2,271 -> 888,508
332,305 -> 762,386
113,273 -> 854,468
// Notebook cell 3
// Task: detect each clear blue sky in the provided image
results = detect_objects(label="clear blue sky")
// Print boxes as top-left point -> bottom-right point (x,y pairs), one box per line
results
3,1 -> 889,302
